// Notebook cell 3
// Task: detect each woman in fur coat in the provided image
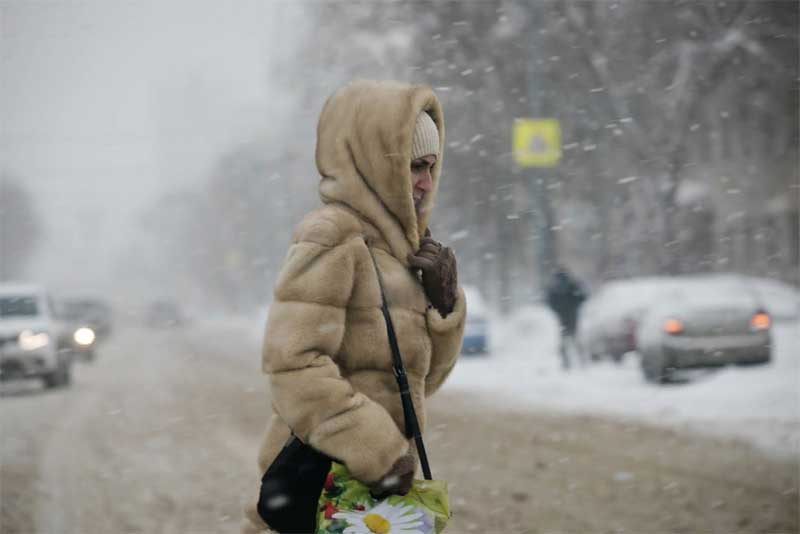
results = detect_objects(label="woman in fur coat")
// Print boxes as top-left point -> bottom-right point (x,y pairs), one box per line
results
243,80 -> 466,533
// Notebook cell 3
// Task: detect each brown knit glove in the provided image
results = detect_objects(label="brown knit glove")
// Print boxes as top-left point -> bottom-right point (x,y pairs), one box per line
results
368,454 -> 416,499
408,229 -> 458,317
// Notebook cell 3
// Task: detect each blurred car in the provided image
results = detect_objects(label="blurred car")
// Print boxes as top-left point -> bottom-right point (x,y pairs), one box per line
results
58,298 -> 113,341
636,277 -> 772,383
461,285 -> 489,354
55,298 -> 113,362
0,283 -> 73,388
144,299 -> 185,328
577,277 -> 680,362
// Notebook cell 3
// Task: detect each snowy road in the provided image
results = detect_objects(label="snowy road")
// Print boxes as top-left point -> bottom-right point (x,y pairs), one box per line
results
1,324 -> 266,534
1,320 -> 797,533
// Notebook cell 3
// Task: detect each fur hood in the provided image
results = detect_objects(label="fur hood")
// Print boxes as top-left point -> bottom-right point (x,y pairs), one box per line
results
315,80 -> 445,263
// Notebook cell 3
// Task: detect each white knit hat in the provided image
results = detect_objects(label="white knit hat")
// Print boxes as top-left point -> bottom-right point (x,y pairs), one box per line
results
411,112 -> 440,160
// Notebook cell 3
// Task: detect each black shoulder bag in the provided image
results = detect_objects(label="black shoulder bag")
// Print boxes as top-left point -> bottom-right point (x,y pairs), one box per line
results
256,240 -> 432,533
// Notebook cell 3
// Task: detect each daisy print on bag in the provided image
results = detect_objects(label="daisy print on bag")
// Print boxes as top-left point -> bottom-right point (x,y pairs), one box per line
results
333,500 -> 434,534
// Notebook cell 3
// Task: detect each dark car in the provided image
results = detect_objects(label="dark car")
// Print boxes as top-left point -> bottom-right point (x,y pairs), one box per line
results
144,300 -> 185,328
54,298 -> 114,362
576,277 -> 680,362
58,298 -> 113,341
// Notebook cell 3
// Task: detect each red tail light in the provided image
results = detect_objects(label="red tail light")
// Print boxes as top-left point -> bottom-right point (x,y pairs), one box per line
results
663,318 -> 684,335
750,312 -> 771,331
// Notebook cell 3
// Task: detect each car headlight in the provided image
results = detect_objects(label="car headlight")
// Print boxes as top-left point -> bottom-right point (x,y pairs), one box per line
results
73,327 -> 96,346
18,330 -> 50,351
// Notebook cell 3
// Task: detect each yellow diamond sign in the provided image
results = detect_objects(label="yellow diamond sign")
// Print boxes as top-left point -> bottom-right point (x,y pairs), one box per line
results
513,118 -> 561,167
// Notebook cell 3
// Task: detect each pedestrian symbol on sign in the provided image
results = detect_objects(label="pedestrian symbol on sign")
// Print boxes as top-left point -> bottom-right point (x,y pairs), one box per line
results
529,134 -> 547,154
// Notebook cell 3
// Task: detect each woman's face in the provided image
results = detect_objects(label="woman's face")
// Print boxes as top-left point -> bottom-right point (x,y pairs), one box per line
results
410,154 -> 436,214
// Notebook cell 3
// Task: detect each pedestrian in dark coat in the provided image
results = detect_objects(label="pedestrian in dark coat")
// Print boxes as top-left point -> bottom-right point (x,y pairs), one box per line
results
546,267 -> 587,370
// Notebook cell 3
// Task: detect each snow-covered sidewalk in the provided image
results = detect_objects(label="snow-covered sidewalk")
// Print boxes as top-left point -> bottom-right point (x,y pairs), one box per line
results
444,305 -> 800,459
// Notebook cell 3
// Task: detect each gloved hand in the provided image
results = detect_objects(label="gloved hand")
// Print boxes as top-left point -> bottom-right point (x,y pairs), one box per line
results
368,454 -> 416,499
408,229 -> 458,317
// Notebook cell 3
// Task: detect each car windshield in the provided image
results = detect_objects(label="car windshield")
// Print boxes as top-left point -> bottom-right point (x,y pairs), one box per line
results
60,301 -> 98,320
0,296 -> 39,318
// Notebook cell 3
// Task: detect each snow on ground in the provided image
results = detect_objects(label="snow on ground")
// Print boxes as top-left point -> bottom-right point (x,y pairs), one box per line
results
444,304 -> 800,460
201,279 -> 799,460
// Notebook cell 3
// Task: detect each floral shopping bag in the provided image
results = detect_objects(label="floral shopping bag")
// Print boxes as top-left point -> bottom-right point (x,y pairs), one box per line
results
316,462 -> 450,534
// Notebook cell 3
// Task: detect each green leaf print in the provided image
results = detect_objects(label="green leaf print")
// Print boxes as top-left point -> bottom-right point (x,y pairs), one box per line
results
316,462 -> 450,533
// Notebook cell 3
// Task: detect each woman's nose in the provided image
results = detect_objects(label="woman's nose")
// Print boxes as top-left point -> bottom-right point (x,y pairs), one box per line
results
416,172 -> 433,192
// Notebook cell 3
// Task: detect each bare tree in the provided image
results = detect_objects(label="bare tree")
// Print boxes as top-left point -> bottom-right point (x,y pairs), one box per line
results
0,172 -> 42,281
557,0 -> 797,274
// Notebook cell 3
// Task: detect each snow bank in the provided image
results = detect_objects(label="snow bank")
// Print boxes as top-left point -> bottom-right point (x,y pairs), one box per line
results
199,277 -> 798,459
445,304 -> 799,459
749,276 -> 800,320
463,285 -> 488,318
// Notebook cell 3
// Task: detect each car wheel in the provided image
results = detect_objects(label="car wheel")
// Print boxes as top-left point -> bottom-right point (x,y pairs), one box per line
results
43,360 -> 71,389
641,351 -> 667,384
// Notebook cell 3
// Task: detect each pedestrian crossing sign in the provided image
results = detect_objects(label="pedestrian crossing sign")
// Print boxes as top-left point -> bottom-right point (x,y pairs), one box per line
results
513,118 -> 561,167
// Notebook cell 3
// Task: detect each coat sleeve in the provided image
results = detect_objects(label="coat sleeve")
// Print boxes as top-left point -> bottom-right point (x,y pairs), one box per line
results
262,216 -> 408,484
424,285 -> 466,396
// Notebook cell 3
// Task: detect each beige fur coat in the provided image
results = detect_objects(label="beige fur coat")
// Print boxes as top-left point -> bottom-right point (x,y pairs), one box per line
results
243,80 -> 465,533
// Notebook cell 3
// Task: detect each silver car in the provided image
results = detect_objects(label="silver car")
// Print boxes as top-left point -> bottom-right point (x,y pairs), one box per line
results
637,279 -> 771,383
0,284 -> 72,388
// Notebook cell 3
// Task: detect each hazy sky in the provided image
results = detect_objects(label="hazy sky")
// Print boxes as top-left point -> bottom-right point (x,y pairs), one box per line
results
1,0 -> 305,293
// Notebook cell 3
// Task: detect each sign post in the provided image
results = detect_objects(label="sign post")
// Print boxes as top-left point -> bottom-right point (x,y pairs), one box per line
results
513,118 -> 562,296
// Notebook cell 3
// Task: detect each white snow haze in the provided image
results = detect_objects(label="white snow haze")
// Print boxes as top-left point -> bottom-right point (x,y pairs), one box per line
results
1,0 -> 308,298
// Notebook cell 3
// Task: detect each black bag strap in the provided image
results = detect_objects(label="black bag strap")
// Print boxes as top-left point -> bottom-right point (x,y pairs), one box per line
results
365,239 -> 433,481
